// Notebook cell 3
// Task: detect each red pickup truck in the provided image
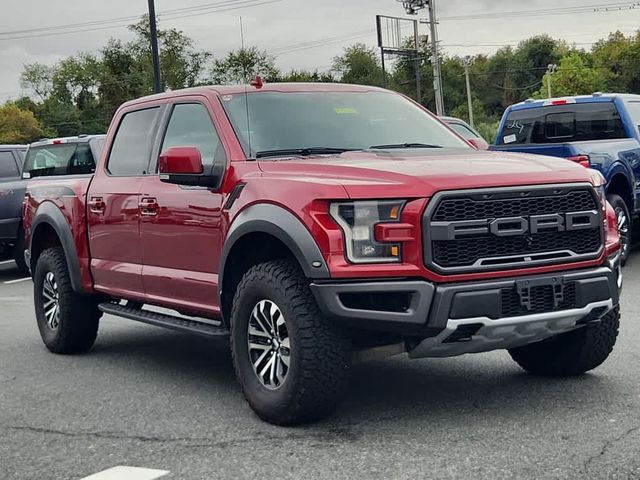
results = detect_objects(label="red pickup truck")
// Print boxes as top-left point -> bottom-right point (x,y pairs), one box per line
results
23,83 -> 623,425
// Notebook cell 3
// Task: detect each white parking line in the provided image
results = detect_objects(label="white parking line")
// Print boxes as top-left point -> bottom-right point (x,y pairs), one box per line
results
3,277 -> 31,285
80,466 -> 169,480
0,260 -> 15,266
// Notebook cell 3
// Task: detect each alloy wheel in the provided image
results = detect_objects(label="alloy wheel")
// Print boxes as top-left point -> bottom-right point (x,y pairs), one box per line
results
616,206 -> 630,258
42,272 -> 60,330
247,299 -> 291,390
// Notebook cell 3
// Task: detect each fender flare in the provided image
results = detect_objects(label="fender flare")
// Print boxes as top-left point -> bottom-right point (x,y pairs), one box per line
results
219,203 -> 330,293
605,162 -> 635,209
30,202 -> 84,293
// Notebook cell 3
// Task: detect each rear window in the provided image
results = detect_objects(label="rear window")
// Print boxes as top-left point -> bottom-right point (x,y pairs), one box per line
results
448,122 -> 478,140
501,102 -> 627,145
23,144 -> 96,178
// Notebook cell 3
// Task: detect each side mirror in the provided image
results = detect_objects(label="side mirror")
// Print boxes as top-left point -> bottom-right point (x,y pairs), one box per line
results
468,138 -> 490,150
159,147 -> 217,188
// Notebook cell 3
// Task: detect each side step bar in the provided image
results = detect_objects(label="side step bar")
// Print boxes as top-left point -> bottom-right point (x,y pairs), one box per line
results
99,303 -> 230,338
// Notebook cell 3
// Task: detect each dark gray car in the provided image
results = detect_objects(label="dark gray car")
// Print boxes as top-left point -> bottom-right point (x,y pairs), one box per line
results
0,145 -> 28,272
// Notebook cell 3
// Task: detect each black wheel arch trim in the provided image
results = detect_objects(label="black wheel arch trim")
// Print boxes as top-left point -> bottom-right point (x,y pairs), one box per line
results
220,203 -> 330,293
30,202 -> 84,293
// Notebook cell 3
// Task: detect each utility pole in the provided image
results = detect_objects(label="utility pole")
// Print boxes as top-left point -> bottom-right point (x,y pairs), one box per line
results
399,1 -> 444,114
148,0 -> 162,93
546,63 -> 557,99
463,57 -> 474,128
413,20 -> 421,103
426,0 -> 444,115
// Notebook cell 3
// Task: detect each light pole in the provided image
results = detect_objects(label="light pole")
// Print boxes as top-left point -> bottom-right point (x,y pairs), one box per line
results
546,63 -> 557,99
148,0 -> 162,93
398,0 -> 444,115
463,57 -> 474,128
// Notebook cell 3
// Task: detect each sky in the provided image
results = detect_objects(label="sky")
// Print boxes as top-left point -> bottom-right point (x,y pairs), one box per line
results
0,0 -> 639,103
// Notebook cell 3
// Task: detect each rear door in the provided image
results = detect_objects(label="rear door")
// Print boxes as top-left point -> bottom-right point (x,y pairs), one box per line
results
87,106 -> 163,298
138,98 -> 227,317
0,150 -> 25,240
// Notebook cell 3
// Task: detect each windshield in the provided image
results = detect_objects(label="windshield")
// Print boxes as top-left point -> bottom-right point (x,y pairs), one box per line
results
23,143 -> 96,178
221,91 -> 469,157
501,102 -> 628,145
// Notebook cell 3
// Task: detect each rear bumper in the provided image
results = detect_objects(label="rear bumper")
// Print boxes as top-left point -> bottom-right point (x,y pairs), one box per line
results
0,217 -> 20,242
310,261 -> 620,347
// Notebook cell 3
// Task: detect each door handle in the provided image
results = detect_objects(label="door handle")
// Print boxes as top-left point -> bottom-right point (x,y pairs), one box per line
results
89,197 -> 106,214
139,197 -> 159,216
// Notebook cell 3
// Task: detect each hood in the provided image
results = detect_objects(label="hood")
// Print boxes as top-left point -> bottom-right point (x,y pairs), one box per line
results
257,149 -> 598,199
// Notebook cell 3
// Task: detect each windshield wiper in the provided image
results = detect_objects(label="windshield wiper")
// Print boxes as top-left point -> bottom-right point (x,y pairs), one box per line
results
369,142 -> 443,150
255,147 -> 358,159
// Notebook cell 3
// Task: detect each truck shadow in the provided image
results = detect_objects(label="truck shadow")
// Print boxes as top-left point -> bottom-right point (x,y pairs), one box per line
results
89,321 -> 621,429
0,262 -> 29,283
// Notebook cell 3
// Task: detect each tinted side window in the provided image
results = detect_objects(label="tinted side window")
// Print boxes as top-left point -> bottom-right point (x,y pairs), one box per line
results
23,144 -> 95,178
161,103 -> 223,169
627,102 -> 640,130
108,107 -> 161,175
0,151 -> 19,179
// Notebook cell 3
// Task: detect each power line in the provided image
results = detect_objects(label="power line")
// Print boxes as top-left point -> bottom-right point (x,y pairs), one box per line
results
440,2 -> 640,21
0,0 -> 283,41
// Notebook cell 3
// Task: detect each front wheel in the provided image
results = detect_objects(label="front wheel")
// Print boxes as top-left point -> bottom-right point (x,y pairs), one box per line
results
608,194 -> 632,266
509,308 -> 619,377
230,260 -> 351,425
34,247 -> 102,354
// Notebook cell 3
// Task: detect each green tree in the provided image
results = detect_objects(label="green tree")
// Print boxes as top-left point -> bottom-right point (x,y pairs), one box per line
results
332,43 -> 383,86
0,103 -> 48,143
209,47 -> 279,84
535,52 -> 606,98
280,69 -> 336,83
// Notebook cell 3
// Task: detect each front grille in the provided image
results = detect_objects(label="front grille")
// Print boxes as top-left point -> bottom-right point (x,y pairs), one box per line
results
432,190 -> 596,221
433,229 -> 601,268
424,185 -> 603,273
501,282 -> 577,317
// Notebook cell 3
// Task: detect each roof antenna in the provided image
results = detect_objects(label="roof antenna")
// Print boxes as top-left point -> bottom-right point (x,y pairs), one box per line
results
240,16 -> 254,159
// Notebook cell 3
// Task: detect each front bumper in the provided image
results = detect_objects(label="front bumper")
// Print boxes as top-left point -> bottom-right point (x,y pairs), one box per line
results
311,262 -> 620,357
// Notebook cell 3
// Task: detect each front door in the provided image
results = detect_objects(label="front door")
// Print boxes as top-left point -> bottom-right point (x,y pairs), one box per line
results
139,101 -> 226,317
87,106 -> 163,299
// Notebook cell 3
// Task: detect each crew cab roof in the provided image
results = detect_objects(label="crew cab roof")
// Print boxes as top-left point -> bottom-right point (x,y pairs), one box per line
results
120,83 -> 391,108
29,134 -> 106,148
509,93 -> 640,111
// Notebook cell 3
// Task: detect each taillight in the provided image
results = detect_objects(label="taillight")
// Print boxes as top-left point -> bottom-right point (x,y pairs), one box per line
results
567,155 -> 590,168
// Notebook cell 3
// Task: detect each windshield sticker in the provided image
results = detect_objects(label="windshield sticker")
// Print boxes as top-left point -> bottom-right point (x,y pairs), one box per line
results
334,107 -> 358,115
222,95 -> 233,102
503,134 -> 517,144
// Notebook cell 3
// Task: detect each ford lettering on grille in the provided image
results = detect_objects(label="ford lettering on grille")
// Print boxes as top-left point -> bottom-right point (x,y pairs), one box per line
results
431,211 -> 601,241
423,186 -> 604,273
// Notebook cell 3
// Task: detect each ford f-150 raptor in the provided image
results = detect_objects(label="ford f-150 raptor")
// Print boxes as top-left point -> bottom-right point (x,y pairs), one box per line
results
23,83 -> 622,425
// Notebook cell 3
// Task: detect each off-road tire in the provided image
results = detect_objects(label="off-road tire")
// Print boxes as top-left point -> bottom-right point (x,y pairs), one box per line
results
230,260 -> 351,425
13,227 -> 29,276
34,247 -> 101,354
608,193 -> 631,266
509,308 -> 620,377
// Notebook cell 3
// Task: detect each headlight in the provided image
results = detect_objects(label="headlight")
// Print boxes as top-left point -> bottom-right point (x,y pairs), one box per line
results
594,185 -> 606,209
330,200 -> 405,263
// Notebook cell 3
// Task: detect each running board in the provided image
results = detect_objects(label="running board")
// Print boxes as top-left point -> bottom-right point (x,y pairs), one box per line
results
98,303 -> 230,338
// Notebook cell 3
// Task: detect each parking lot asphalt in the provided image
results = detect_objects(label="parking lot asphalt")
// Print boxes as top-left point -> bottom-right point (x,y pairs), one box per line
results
1,253 -> 640,480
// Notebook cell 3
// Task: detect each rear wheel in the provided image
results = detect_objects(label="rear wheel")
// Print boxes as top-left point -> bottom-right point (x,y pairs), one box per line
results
509,308 -> 619,377
608,194 -> 631,266
230,260 -> 351,425
34,247 -> 101,354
